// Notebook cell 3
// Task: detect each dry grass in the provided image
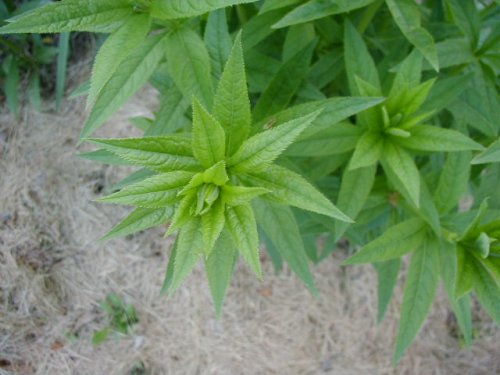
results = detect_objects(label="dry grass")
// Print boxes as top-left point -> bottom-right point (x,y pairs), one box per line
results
0,88 -> 499,375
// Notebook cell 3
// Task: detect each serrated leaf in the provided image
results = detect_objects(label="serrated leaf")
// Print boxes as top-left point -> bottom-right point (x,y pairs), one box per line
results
229,110 -> 322,173
349,131 -> 383,170
222,185 -> 270,206
169,218 -> 203,293
343,218 -> 426,264
192,98 -> 226,168
434,151 -> 472,214
165,27 -> 213,108
472,139 -> 500,164
253,199 -> 317,294
273,0 -> 376,28
394,236 -> 440,363
151,0 -> 259,19
88,13 -> 151,107
396,125 -> 484,152
101,207 -> 173,241
205,229 -> 238,316
213,32 -> 251,155
226,204 -> 262,277
381,142 -> 420,207
243,164 -> 352,222
97,171 -> 194,208
0,0 -> 132,34
374,259 -> 401,323
386,0 -> 439,71
78,149 -> 130,166
166,192 -> 197,236
201,198 -> 225,256
252,40 -> 316,121
205,9 -> 232,83
335,164 -> 377,240
81,34 -> 165,138
87,136 -> 200,172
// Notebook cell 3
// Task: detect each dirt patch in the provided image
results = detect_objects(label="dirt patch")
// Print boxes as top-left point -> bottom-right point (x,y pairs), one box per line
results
0,91 -> 498,375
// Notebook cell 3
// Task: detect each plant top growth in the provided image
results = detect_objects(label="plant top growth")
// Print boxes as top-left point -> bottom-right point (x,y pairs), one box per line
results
1,0 -> 499,363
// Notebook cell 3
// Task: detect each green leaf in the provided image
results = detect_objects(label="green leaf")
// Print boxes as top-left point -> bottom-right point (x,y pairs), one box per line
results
374,259 -> 401,323
381,142 -> 420,207
386,0 -> 439,71
87,136 -> 200,172
101,207 -> 173,241
92,328 -> 110,345
213,32 -> 251,155
0,0 -> 132,34
201,198 -> 225,256
165,27 -> 213,108
252,40 -> 316,121
472,139 -> 500,164
349,131 -> 383,170
203,161 -> 229,186
226,204 -> 262,277
335,164 -> 377,240
445,0 -> 480,47
394,236 -> 440,363
420,74 -> 472,114
205,229 -> 238,316
97,171 -> 194,208
3,57 -> 20,118
81,34 -> 165,138
204,9 -> 232,82
434,152 -> 472,214
146,87 -> 190,136
151,0 -> 260,19
192,98 -> 226,168
169,218 -> 203,293
273,0 -> 376,28
222,185 -> 270,206
229,110 -> 322,173
253,200 -> 317,294
455,246 -> 475,298
56,32 -> 70,112
395,125 -> 484,152
243,164 -> 352,222
88,13 -> 151,107
472,257 -> 500,324
343,218 -> 426,264
166,191 -> 197,236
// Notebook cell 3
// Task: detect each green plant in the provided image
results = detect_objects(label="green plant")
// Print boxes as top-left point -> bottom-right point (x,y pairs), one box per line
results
1,0 -> 498,363
92,293 -> 139,345
0,0 -> 70,116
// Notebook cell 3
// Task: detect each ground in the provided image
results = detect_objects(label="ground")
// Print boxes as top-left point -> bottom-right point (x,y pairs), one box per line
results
0,75 -> 499,375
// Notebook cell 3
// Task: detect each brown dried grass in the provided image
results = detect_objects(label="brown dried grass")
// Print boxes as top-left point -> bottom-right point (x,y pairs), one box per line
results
0,87 -> 498,375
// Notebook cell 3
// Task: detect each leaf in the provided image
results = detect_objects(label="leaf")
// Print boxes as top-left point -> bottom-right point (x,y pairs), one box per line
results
394,236 -> 440,363
192,98 -> 226,168
226,204 -> 262,277
92,328 -> 110,345
229,110 -> 322,173
204,9 -> 232,82
349,131 -> 383,170
273,0 -> 376,28
169,218 -> 203,293
253,199 -> 318,294
472,139 -> 500,164
201,198 -> 225,256
151,0 -> 260,19
343,218 -> 426,264
164,27 -> 213,108
56,32 -> 70,112
97,171 -> 194,208
252,40 -> 316,121
81,34 -> 165,138
445,0 -> 480,47
472,257 -> 500,324
395,125 -> 484,152
381,142 -> 420,207
374,259 -> 401,323
145,87 -> 190,136
335,164 -> 377,240
455,246 -> 475,298
243,164 -> 352,222
205,229 -> 238,316
213,32 -> 252,155
434,151 -> 472,214
420,73 -> 471,113
101,207 -> 173,241
3,56 -> 20,118
88,13 -> 151,107
87,136 -> 200,172
222,185 -> 270,206
0,0 -> 132,34
386,0 -> 439,71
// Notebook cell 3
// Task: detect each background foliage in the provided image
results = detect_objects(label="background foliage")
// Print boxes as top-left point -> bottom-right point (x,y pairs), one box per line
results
1,0 -> 499,363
